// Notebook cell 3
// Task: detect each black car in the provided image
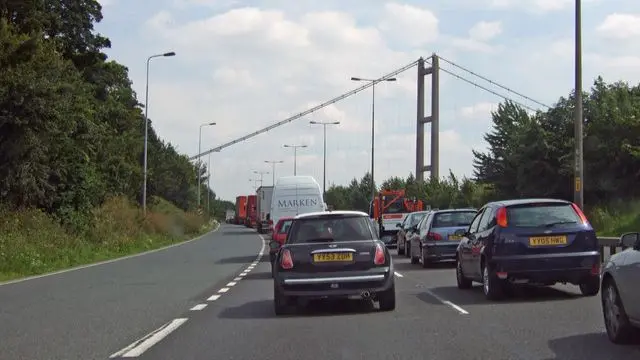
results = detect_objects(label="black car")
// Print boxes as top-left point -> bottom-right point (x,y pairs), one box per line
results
271,210 -> 396,315
455,198 -> 601,300
395,210 -> 429,257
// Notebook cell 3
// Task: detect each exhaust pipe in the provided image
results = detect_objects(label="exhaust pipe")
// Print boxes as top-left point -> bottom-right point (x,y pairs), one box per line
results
360,291 -> 371,299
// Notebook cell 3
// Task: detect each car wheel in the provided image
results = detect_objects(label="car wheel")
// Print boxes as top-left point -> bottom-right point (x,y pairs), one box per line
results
482,264 -> 504,301
273,283 -> 292,316
421,249 -> 430,268
579,277 -> 600,296
602,278 -> 637,344
378,283 -> 396,311
456,256 -> 472,289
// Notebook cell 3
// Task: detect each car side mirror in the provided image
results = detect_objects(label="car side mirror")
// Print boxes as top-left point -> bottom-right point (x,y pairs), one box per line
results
411,225 -> 418,232
396,223 -> 402,228
619,232 -> 640,249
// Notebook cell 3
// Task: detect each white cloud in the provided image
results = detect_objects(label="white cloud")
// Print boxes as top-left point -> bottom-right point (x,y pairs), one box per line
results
459,102 -> 499,119
597,13 -> 640,40
97,1 -> 640,200
379,2 -> 439,47
469,21 -> 502,41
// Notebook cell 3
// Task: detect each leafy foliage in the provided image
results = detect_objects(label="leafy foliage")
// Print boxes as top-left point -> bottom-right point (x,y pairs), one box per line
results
0,2 -> 233,226
327,77 -> 640,237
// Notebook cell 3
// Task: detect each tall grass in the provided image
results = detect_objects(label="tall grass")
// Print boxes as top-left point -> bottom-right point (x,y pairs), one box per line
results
0,196 -> 213,282
587,200 -> 640,237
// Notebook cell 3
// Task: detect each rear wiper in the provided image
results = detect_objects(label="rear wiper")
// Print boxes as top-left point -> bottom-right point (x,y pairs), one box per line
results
307,237 -> 335,242
543,221 -> 577,228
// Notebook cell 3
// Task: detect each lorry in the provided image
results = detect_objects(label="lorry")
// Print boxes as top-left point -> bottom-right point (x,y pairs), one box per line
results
369,189 -> 424,248
245,194 -> 258,228
255,185 -> 274,234
225,209 -> 235,223
235,196 -> 247,225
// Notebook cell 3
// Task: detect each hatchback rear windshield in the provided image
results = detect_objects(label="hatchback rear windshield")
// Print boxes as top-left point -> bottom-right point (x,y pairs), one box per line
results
408,213 -> 427,227
278,220 -> 292,234
286,216 -> 374,243
507,203 -> 581,227
432,211 -> 476,228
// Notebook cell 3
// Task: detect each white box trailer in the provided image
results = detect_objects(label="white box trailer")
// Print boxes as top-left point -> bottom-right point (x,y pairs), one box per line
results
256,185 -> 274,233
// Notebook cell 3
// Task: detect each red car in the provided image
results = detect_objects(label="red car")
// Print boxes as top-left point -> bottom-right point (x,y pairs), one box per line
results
269,217 -> 293,267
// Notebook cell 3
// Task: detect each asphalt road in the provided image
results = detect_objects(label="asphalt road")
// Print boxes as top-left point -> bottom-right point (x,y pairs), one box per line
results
2,226 -> 639,359
0,225 -> 262,360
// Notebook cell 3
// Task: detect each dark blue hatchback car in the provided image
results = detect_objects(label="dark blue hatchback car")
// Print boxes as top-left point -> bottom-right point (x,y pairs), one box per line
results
455,198 -> 601,300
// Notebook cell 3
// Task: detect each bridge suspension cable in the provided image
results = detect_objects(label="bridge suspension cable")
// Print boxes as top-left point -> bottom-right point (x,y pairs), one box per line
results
436,55 -> 551,109
425,58 -> 540,113
190,59 -> 420,160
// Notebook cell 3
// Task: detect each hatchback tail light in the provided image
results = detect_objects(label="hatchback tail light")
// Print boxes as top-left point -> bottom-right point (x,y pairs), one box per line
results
570,203 -> 589,225
373,244 -> 386,265
280,249 -> 293,269
427,232 -> 442,241
496,206 -> 508,227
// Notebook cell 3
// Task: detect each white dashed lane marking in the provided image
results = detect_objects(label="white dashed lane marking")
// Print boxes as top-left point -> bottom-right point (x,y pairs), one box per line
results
110,231 -> 266,358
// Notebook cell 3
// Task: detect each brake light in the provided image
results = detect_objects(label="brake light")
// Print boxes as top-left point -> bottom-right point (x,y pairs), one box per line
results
280,249 -> 293,269
590,263 -> 600,276
374,244 -> 386,265
571,203 -> 589,225
496,207 -> 508,227
427,232 -> 442,241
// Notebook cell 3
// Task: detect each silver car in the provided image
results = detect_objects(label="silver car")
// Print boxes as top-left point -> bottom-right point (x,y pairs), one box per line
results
601,232 -> 640,344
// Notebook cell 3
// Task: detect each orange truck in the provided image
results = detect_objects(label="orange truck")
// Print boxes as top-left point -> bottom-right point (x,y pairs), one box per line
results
370,189 -> 423,247
235,196 -> 247,225
245,194 -> 258,228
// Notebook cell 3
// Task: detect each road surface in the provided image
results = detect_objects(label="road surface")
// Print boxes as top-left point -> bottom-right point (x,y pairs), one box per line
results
1,225 -> 638,359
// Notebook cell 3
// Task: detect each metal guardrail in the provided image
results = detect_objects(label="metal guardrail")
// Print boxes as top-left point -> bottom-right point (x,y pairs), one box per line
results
597,236 -> 630,262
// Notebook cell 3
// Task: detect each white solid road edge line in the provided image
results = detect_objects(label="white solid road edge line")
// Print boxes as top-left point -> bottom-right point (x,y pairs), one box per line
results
1,223 -> 222,287
110,318 -> 188,358
423,288 -> 469,315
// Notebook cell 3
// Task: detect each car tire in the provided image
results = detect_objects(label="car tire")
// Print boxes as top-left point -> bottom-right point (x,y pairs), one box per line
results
482,263 -> 504,301
410,252 -> 419,264
421,249 -> 432,268
456,256 -> 472,289
378,283 -> 396,311
602,278 -> 637,344
273,283 -> 292,316
579,277 -> 600,296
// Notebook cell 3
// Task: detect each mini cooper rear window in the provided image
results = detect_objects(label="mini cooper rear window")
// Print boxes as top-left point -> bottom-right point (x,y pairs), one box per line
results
287,216 -> 374,243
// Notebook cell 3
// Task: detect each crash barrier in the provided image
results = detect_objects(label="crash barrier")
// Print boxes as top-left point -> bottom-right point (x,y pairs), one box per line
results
597,236 -> 633,262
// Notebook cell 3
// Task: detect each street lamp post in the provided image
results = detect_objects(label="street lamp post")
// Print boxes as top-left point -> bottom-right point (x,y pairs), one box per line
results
197,122 -> 216,209
310,120 -> 340,196
574,0 -> 584,209
142,51 -> 176,216
253,170 -> 270,189
350,76 -> 396,202
283,144 -> 307,176
264,160 -> 284,185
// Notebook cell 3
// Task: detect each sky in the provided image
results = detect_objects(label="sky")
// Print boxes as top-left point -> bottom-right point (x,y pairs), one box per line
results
95,0 -> 640,201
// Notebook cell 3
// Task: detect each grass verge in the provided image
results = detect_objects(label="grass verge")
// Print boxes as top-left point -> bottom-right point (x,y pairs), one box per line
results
0,196 -> 216,282
587,200 -> 640,237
